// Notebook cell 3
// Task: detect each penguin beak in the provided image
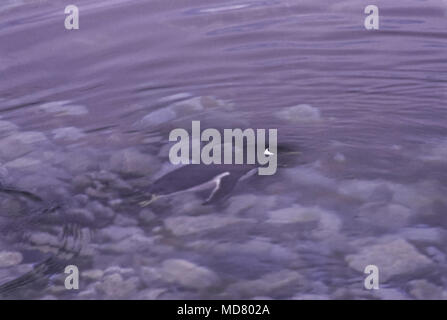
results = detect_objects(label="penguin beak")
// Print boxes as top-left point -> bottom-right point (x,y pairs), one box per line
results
284,151 -> 301,155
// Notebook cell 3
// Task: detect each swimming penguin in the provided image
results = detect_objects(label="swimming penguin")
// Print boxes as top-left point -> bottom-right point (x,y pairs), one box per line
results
139,145 -> 299,206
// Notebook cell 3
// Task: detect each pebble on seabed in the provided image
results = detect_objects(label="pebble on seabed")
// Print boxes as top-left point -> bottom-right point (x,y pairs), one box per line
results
346,238 -> 433,282
38,101 -> 89,116
275,104 -> 321,123
0,93 -> 444,300
0,251 -> 23,268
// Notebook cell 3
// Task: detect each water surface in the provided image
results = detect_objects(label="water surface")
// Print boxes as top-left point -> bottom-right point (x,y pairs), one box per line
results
0,0 -> 447,299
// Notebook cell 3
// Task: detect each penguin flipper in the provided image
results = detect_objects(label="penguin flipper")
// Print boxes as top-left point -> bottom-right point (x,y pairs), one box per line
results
203,172 -> 239,205
139,194 -> 159,207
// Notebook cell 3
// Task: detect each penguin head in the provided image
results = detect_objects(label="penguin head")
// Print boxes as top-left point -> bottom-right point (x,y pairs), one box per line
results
274,143 -> 301,168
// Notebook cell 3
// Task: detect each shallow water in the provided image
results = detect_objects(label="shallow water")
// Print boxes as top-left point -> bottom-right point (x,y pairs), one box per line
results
0,0 -> 447,299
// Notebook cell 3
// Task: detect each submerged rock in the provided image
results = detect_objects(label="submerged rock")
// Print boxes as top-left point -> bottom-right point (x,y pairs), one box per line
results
87,201 -> 115,222
408,279 -> 446,300
98,226 -> 142,242
58,149 -> 99,174
135,95 -> 233,129
357,203 -> 413,229
138,108 -> 177,128
282,166 -> 335,189
95,273 -> 139,299
372,288 -> 409,300
4,157 -> 42,170
99,234 -> 156,253
275,104 -> 321,122
267,205 -> 321,224
164,215 -> 252,236
136,288 -> 167,300
422,139 -> 447,162
52,127 -> 86,141
224,194 -> 279,215
399,227 -> 443,243
108,148 -> 159,177
0,251 -> 23,268
346,238 -> 433,281
82,269 -> 104,281
168,96 -> 230,116
139,208 -> 156,224
333,152 -> 346,162
267,204 -> 342,239
160,259 -> 219,290
0,120 -> 18,137
0,131 -> 48,161
96,226 -> 157,253
292,293 -> 330,300
38,101 -> 88,116
227,270 -> 303,298
202,237 -> 296,262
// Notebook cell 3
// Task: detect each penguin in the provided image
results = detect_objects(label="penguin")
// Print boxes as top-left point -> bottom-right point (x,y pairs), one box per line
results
139,145 -> 299,206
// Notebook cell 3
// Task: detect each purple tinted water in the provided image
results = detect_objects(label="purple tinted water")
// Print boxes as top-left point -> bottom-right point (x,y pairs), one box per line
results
0,0 -> 446,299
